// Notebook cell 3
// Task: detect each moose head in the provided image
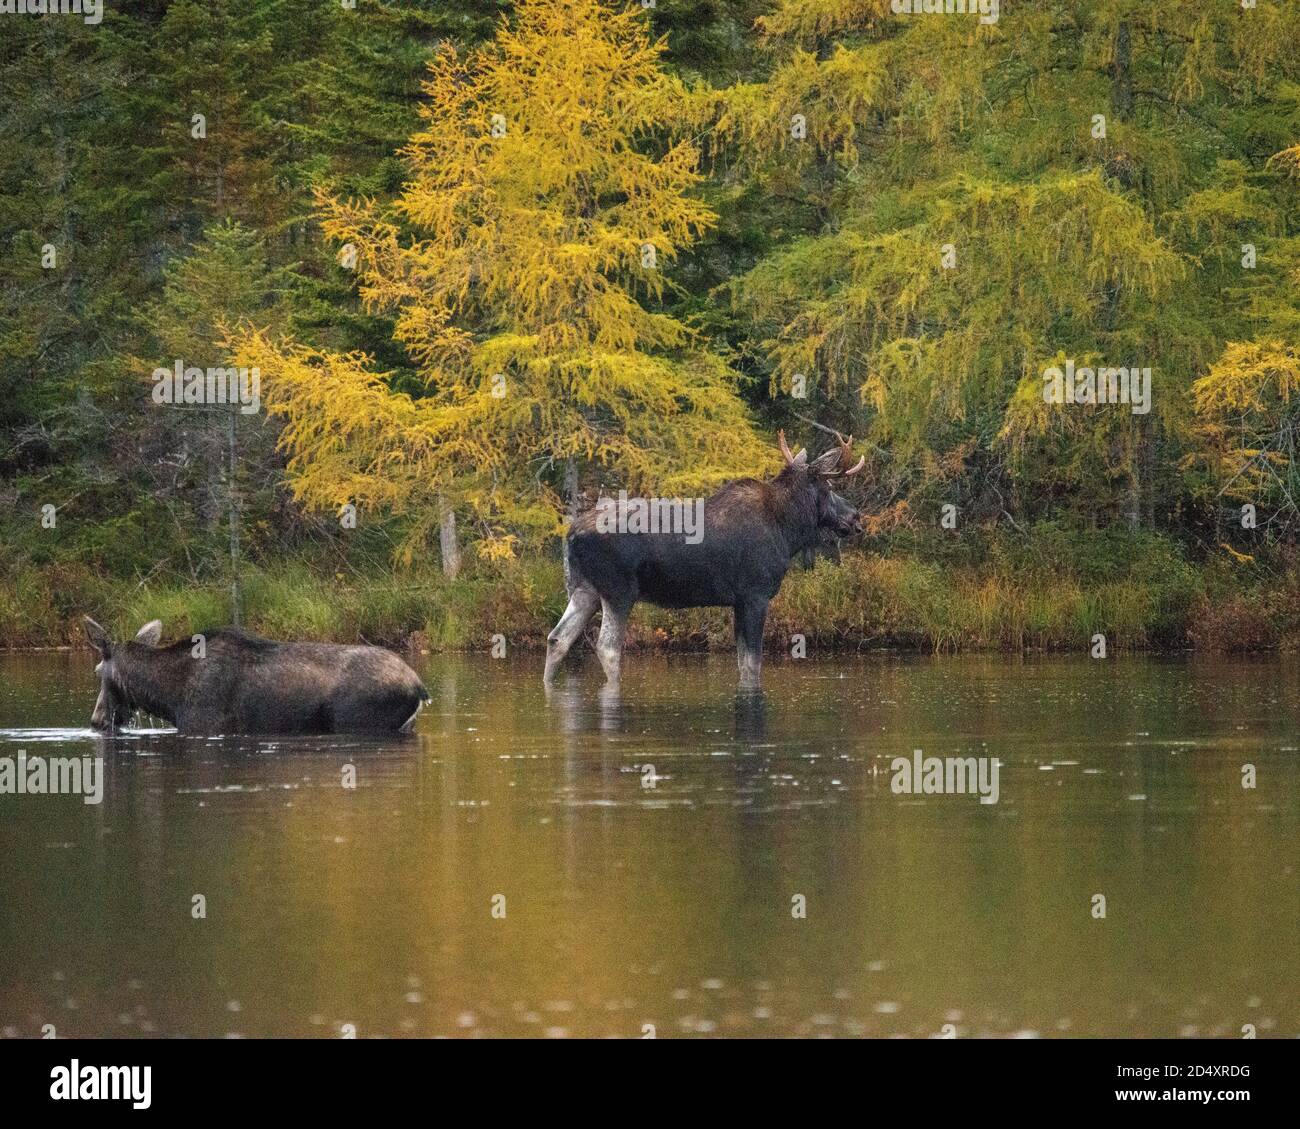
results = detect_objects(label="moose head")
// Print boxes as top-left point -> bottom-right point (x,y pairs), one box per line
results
84,617 -> 164,732
776,428 -> 865,539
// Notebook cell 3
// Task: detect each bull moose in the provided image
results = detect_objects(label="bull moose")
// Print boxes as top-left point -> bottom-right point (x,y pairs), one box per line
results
83,618 -> 430,735
545,431 -> 865,689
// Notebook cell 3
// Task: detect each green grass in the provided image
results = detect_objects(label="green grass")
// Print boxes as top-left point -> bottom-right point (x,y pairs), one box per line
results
3,529 -> 1299,654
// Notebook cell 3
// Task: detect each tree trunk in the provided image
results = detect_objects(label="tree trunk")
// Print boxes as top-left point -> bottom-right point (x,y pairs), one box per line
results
1126,423 -> 1142,533
438,500 -> 460,580
1112,21 -> 1134,121
228,404 -> 241,625
565,456 -> 580,521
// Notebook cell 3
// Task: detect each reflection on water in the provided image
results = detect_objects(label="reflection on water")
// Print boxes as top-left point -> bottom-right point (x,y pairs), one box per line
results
0,650 -> 1296,1038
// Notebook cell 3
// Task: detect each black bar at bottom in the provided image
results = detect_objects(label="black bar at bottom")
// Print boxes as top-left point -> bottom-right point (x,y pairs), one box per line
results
0,1037 -> 1291,1116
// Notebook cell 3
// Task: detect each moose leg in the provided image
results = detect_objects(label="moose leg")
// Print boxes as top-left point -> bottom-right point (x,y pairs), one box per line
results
596,597 -> 632,686
734,597 -> 769,690
544,583 -> 600,684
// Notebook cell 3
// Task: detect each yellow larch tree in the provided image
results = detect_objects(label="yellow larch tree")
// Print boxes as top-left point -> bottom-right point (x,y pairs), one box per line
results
235,0 -> 769,564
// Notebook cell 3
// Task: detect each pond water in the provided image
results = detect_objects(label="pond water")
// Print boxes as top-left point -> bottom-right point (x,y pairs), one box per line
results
0,650 -> 1295,1038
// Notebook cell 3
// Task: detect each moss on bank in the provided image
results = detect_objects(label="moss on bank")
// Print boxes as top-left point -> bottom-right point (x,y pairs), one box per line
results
4,529 -> 1299,655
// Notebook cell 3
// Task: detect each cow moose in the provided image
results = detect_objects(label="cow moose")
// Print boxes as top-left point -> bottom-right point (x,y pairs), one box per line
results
83,618 -> 430,735
545,431 -> 865,689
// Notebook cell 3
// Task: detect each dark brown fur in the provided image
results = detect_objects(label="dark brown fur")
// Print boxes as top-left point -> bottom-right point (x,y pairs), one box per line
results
84,619 -> 430,735
546,441 -> 862,688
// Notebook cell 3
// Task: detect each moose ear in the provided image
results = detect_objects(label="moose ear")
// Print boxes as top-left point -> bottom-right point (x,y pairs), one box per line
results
793,448 -> 808,466
808,449 -> 838,475
135,620 -> 163,647
84,617 -> 111,655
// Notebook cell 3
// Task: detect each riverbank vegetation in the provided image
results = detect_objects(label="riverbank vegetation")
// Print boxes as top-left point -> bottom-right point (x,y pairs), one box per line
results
6,524 -> 1300,655
4,1 -> 1300,653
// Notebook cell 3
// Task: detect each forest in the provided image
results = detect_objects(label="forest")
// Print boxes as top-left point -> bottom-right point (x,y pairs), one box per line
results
3,0 -> 1300,653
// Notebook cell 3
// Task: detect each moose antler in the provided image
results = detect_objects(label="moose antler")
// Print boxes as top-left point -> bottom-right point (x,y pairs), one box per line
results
777,430 -> 808,467
777,429 -> 796,466
823,431 -> 866,477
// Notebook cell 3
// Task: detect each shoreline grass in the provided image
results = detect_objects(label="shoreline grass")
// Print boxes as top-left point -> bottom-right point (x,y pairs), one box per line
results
4,537 -> 1299,655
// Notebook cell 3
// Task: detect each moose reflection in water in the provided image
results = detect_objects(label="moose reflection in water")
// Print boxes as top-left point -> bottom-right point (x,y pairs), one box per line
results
546,431 -> 864,690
